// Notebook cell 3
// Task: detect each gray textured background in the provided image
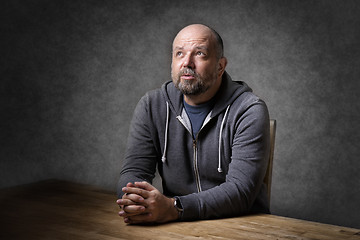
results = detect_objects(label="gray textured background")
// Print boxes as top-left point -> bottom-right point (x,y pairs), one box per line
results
1,0 -> 360,229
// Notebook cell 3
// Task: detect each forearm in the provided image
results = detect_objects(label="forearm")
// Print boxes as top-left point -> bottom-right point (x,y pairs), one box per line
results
178,182 -> 258,220
118,95 -> 158,198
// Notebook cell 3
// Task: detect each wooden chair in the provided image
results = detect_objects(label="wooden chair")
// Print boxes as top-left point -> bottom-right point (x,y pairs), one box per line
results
264,119 -> 276,204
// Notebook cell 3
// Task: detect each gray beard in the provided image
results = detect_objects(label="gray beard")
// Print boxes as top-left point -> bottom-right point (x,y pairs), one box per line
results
172,68 -> 217,96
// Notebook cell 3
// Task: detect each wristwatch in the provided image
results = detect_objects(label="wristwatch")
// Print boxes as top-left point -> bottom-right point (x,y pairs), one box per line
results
173,197 -> 183,218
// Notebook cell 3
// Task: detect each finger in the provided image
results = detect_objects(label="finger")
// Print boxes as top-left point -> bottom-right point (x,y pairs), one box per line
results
119,204 -> 146,216
134,181 -> 157,191
121,182 -> 135,197
126,182 -> 136,188
117,198 -> 135,208
119,209 -> 144,218
122,186 -> 150,199
122,193 -> 145,203
117,195 -> 145,209
116,199 -> 125,209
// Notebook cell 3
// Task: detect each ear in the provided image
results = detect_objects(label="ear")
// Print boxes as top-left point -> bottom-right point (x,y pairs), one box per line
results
217,57 -> 228,77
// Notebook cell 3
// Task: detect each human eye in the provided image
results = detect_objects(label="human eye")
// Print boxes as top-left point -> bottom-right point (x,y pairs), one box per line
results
196,51 -> 206,57
175,51 -> 183,57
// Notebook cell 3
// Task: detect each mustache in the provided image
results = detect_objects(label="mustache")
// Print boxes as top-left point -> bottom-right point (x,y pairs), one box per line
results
179,68 -> 197,76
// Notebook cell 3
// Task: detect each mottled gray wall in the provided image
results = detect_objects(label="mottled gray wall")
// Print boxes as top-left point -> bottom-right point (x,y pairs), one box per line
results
1,0 -> 359,229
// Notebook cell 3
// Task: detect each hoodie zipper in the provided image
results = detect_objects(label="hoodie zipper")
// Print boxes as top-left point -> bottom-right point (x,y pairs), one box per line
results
192,117 -> 212,192
193,139 -> 202,192
176,115 -> 203,193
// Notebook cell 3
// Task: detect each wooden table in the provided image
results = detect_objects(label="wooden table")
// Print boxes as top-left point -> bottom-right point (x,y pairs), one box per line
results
1,180 -> 359,240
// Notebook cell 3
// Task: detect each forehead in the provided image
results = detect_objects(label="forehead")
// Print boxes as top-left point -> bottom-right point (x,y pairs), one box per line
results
172,26 -> 215,49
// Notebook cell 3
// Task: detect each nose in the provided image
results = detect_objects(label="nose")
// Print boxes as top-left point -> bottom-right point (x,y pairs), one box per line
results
182,53 -> 195,69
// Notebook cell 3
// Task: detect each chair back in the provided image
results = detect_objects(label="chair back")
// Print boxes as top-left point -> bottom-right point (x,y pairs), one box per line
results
264,119 -> 276,204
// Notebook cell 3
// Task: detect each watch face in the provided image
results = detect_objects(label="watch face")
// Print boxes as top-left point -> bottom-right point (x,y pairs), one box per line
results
175,199 -> 183,211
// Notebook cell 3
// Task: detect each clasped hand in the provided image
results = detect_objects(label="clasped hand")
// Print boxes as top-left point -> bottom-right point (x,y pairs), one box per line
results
116,181 -> 178,224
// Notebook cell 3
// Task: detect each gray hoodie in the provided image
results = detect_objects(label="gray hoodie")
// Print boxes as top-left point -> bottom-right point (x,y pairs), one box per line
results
118,72 -> 270,220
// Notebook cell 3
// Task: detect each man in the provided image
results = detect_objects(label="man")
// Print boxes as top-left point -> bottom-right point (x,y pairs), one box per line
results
116,24 -> 270,224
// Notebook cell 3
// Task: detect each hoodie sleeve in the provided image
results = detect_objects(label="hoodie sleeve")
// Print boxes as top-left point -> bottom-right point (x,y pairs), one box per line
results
117,94 -> 158,198
178,99 -> 270,220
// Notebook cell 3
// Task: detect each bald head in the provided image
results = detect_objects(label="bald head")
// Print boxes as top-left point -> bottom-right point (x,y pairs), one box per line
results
173,24 -> 224,59
171,24 -> 227,105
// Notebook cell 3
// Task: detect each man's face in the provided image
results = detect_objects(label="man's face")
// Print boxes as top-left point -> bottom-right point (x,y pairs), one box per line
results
171,26 -> 220,96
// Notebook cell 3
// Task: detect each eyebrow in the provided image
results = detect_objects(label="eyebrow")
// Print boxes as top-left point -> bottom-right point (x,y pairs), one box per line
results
173,46 -> 183,51
195,46 -> 208,51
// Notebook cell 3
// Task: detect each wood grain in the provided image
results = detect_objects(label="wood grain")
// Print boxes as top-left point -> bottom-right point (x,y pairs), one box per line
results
0,180 -> 359,240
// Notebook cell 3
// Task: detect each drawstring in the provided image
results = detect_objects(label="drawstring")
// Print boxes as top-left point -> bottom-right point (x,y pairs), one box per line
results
161,101 -> 170,163
161,100 -> 230,173
218,105 -> 230,173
